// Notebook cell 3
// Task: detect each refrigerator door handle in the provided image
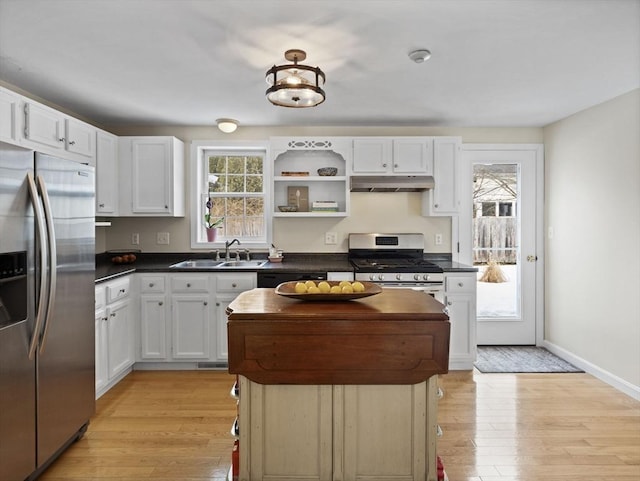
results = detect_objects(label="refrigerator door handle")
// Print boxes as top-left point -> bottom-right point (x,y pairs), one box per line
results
36,174 -> 57,354
26,172 -> 49,360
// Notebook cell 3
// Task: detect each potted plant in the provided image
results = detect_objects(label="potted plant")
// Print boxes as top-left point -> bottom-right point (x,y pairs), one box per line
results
204,197 -> 224,242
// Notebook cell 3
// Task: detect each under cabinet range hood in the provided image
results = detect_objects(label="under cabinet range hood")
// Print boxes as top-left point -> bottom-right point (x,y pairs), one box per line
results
350,175 -> 435,192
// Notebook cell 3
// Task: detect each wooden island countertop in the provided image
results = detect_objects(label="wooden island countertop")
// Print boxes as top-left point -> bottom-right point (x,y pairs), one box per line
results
227,287 -> 450,385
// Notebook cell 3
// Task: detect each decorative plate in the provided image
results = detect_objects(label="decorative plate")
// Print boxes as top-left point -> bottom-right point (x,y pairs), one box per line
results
275,280 -> 382,301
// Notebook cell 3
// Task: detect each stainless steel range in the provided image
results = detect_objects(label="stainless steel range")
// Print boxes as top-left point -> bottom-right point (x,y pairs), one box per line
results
348,233 -> 444,299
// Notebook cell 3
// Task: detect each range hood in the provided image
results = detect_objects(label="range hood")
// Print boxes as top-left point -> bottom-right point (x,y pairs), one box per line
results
350,175 -> 435,192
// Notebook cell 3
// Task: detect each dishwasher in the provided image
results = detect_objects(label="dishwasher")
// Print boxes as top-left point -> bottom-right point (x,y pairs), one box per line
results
257,271 -> 327,288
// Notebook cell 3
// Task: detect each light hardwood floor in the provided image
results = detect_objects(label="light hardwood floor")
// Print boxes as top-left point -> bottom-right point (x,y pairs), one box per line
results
39,370 -> 639,481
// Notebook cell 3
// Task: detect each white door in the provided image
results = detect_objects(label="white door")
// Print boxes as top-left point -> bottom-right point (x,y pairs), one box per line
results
460,145 -> 543,345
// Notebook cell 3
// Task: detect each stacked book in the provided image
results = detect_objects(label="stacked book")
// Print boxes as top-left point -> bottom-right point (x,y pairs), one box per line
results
312,200 -> 339,212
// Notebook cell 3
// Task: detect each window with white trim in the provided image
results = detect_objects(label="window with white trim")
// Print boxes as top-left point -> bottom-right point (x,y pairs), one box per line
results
192,143 -> 269,247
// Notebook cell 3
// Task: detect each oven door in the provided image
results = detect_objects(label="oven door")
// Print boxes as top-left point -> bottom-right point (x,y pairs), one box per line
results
380,283 -> 445,304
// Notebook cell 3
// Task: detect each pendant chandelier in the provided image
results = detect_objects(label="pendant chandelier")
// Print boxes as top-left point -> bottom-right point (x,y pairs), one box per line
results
265,49 -> 326,108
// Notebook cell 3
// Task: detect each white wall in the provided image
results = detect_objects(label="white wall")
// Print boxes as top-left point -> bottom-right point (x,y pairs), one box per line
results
103,125 -> 542,253
543,89 -> 640,389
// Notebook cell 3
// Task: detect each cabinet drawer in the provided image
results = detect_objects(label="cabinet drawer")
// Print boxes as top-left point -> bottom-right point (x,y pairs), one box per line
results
217,274 -> 255,292
95,285 -> 106,310
140,276 -> 165,293
106,277 -> 131,304
171,276 -> 210,293
445,276 -> 475,293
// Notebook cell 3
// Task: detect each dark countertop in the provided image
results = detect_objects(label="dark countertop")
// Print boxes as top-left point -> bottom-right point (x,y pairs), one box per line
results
95,252 -> 477,283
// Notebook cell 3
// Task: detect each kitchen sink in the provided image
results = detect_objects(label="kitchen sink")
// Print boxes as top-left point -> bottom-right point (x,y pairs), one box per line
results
169,259 -> 224,269
217,260 -> 268,268
169,259 -> 268,269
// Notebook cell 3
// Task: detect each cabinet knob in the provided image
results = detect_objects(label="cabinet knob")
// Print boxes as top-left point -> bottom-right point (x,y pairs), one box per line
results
216,302 -> 220,307
165,205 -> 168,209
110,312 -> 116,317
187,283 -> 191,288
149,283 -> 154,287
102,316 -> 108,321
458,282 -> 464,287
69,140 -> 76,146
158,301 -> 163,306
382,163 -> 387,168
203,301 -> 208,306
58,137 -> 65,142
232,283 -> 237,288
394,163 -> 398,168
99,203 -> 105,208
434,203 -> 439,208
447,301 -> 453,306
119,288 -> 126,293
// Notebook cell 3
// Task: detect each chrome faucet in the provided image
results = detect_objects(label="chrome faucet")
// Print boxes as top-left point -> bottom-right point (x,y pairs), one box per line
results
225,238 -> 241,261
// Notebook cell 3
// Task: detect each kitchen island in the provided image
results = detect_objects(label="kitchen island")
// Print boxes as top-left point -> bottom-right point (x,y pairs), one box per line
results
227,287 -> 450,481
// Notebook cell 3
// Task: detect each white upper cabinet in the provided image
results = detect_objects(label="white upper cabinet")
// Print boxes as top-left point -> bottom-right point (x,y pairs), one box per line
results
423,137 -> 462,216
118,136 -> 185,217
95,129 -> 119,215
22,101 -> 96,164
0,87 -> 20,143
352,137 -> 433,175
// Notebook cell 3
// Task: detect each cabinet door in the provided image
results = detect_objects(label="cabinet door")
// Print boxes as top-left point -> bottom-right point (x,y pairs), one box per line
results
240,380 -> 333,480
94,307 -> 108,396
106,300 -> 134,379
445,273 -> 476,369
0,88 -> 20,143
352,138 -> 391,173
96,130 -> 119,215
131,138 -> 172,214
171,295 -> 211,359
431,137 -> 461,215
339,383 -> 428,480
215,296 -> 233,361
393,138 -> 433,174
140,295 -> 167,359
65,117 -> 96,162
23,102 -> 65,151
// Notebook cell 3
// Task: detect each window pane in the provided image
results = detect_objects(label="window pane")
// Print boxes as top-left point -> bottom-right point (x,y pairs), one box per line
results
247,157 -> 263,174
227,156 -> 244,174
246,176 -> 263,193
482,202 -> 496,216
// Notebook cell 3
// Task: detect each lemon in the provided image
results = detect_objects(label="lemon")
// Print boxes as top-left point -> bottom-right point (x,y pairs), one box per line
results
341,284 -> 354,294
330,285 -> 342,294
318,281 -> 331,293
339,280 -> 351,288
307,286 -> 321,294
305,280 -> 317,289
294,282 -> 308,293
351,281 -> 365,293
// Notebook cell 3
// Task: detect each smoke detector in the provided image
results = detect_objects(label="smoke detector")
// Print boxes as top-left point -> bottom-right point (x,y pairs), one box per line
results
408,49 -> 431,63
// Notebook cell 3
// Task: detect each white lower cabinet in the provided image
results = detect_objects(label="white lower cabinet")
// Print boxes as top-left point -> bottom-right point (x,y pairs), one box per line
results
137,272 -> 256,365
95,275 -> 134,398
444,272 -> 477,370
238,376 -> 439,481
215,273 -> 257,362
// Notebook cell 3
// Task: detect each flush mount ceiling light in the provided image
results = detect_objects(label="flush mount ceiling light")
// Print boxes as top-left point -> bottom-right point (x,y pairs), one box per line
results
265,49 -> 326,108
216,118 -> 238,133
408,49 -> 431,63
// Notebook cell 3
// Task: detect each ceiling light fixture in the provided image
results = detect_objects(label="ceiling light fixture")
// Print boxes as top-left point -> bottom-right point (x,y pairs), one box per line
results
408,49 -> 431,63
265,49 -> 326,108
216,118 -> 238,133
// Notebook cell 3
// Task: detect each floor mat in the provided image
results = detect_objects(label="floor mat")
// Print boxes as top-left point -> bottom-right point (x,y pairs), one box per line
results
474,346 -> 583,373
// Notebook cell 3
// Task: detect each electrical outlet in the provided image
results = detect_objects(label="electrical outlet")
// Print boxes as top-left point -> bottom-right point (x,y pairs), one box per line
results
434,233 -> 443,245
325,232 -> 338,245
156,232 -> 170,245
131,233 -> 139,245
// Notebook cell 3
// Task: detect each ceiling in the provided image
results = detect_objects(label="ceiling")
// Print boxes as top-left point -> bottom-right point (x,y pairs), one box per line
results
1,0 -> 638,129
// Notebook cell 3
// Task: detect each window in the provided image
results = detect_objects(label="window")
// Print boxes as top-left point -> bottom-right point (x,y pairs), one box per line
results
192,142 -> 270,248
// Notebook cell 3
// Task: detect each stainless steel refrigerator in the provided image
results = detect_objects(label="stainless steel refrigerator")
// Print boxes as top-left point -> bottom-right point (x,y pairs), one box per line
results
0,141 -> 95,481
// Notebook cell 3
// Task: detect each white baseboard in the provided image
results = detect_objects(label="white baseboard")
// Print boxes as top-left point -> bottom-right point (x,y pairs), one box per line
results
542,341 -> 640,401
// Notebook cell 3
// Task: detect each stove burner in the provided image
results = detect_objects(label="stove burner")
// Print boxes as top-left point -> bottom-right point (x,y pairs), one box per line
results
350,257 -> 442,273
